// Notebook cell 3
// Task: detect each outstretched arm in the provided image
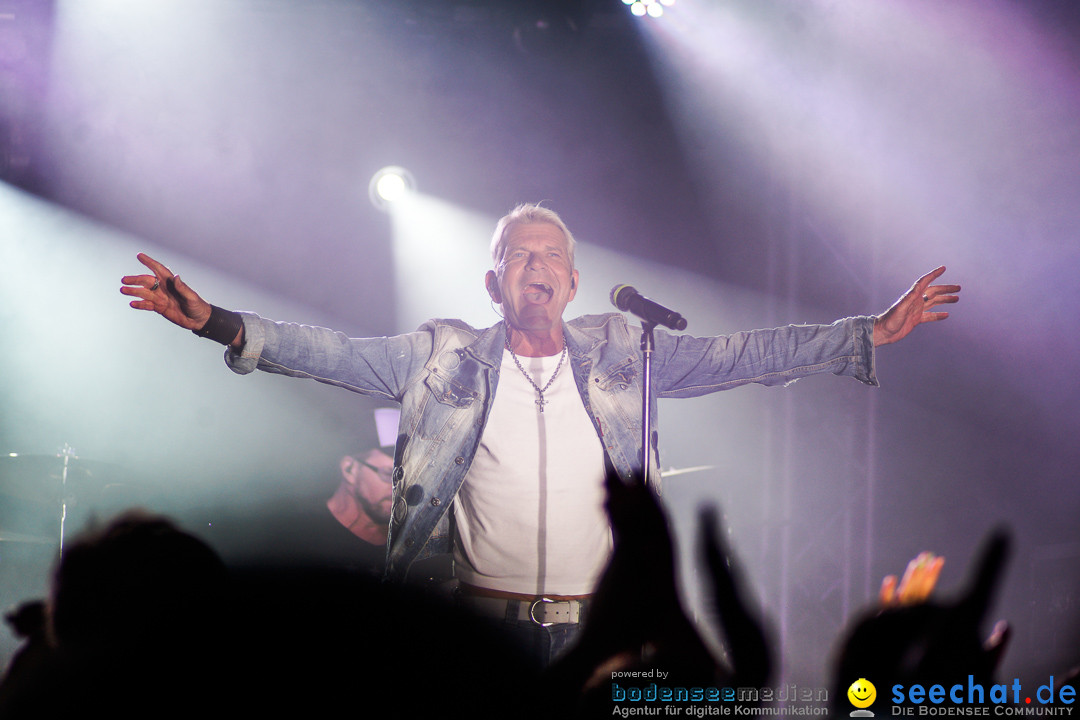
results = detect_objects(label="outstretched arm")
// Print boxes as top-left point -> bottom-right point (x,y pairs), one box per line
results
873,266 -> 961,346
120,253 -> 244,348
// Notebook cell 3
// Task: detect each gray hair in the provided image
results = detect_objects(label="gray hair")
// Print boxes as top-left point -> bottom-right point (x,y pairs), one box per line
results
490,203 -> 577,269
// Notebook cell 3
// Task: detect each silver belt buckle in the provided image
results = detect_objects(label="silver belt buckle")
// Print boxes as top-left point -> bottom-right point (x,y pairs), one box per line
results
528,597 -> 556,627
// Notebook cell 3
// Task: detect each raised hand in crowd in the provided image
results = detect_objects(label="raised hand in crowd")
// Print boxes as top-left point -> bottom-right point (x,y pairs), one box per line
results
879,550 -> 946,607
832,528 -> 1012,713
544,472 -> 771,714
698,506 -> 771,689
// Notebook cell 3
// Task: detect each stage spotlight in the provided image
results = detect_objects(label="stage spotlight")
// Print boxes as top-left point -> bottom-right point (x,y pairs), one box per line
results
368,166 -> 416,211
623,0 -> 674,19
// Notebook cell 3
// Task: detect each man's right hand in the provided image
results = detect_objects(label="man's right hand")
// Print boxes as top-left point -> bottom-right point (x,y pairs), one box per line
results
121,253 -> 213,332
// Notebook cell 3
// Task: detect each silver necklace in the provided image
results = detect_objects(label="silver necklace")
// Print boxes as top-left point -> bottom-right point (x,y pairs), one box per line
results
505,334 -> 567,413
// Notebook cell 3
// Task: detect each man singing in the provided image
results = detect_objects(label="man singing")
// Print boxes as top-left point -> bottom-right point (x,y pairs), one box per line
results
121,203 -> 959,664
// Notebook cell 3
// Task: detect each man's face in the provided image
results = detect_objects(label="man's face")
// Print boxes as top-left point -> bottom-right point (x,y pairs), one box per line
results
486,222 -> 578,334
341,449 -> 393,525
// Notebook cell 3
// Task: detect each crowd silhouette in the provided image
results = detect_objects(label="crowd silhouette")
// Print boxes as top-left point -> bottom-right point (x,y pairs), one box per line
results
0,474 -> 1075,719
0,511 -> 537,718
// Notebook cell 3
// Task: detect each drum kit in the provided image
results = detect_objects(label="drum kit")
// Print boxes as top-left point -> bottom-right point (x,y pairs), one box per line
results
0,446 -> 152,669
0,446 -> 143,554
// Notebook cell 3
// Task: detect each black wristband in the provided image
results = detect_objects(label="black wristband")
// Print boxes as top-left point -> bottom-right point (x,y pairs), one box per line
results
192,305 -> 244,345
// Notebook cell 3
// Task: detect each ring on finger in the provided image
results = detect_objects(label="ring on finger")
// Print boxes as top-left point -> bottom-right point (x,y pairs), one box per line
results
150,280 -> 160,292
922,294 -> 930,302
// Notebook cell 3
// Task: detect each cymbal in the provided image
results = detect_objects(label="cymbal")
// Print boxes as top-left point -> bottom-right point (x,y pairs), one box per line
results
0,453 -> 139,505
0,530 -> 55,544
660,465 -> 716,477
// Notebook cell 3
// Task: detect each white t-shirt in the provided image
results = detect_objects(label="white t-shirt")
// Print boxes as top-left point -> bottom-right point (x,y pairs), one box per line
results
453,350 -> 611,596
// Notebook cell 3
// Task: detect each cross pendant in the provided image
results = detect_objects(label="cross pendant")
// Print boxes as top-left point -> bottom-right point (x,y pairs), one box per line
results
535,395 -> 547,413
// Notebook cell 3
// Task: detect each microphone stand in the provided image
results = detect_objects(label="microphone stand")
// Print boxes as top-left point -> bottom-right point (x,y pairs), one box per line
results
639,321 -> 657,488
610,284 -> 688,488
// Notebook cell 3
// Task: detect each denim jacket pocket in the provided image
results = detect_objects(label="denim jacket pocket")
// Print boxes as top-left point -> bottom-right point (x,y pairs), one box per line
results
593,358 -> 638,393
423,367 -> 479,409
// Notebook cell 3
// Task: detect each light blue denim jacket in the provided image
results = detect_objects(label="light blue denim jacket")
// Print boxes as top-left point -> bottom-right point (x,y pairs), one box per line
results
225,312 -> 877,581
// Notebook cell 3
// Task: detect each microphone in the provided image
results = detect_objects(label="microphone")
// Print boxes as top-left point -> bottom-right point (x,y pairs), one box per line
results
610,284 -> 687,331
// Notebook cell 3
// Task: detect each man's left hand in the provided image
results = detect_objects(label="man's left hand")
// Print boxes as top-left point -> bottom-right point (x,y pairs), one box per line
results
873,266 -> 960,346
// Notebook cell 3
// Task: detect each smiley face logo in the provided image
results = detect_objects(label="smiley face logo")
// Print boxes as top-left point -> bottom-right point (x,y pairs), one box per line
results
847,678 -> 877,709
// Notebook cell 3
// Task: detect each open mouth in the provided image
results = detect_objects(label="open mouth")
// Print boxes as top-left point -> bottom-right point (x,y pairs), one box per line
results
522,282 -> 553,304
